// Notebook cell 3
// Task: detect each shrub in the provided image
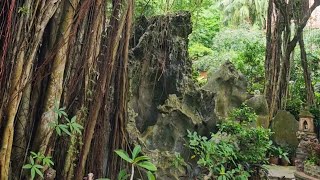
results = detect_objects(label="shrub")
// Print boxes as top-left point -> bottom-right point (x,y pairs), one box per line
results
305,142 -> 320,166
187,105 -> 272,179
189,43 -> 213,60
235,41 -> 265,93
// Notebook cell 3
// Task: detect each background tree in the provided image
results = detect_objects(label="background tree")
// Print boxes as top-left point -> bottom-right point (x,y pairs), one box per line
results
265,0 -> 320,118
215,0 -> 268,27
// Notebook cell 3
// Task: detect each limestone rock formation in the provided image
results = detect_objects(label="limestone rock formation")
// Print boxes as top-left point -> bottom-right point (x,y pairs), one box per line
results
246,95 -> 270,128
203,61 -> 248,119
128,12 -> 217,179
129,12 -> 194,133
271,110 -> 299,148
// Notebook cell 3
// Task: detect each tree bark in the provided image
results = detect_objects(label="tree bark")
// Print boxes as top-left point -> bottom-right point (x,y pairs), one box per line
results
0,1 -> 61,178
0,0 -> 133,179
265,0 -> 320,119
74,0 -> 133,179
32,0 -> 80,158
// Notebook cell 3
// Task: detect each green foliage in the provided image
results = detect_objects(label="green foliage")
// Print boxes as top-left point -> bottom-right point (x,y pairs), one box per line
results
187,106 -> 272,179
227,104 -> 257,123
18,6 -> 29,14
172,152 -> 187,168
192,26 -> 266,93
135,0 -> 159,17
214,0 -> 268,27
286,29 -> 320,120
269,146 -> 290,163
189,8 -> 221,48
23,152 -> 54,180
212,25 -> 265,52
30,151 -> 54,167
189,43 -> 213,60
115,145 -> 157,179
192,55 -> 219,72
49,103 -> 83,137
135,0 -> 214,17
235,41 -> 265,92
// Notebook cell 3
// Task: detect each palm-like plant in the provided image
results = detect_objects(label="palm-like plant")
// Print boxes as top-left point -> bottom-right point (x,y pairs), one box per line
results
215,0 -> 268,27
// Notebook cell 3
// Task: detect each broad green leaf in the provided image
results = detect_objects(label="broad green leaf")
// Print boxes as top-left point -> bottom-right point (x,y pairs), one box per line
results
137,161 -> 157,171
61,111 -> 68,117
133,155 -> 150,163
56,127 -> 62,136
30,152 -> 37,157
22,164 -> 32,169
31,168 -> 36,180
118,169 -> 130,180
43,157 -> 54,166
34,164 -> 43,169
114,150 -> 133,163
73,126 -> 82,134
29,156 -> 34,165
147,171 -> 155,180
35,167 -> 44,178
73,123 -> 83,129
59,124 -> 71,136
132,145 -> 141,159
58,112 -> 62,118
68,122 -> 74,132
71,116 -> 77,123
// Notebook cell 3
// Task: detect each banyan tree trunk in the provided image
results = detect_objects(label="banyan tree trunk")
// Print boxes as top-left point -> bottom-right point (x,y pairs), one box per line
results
265,0 -> 320,119
0,0 -> 133,179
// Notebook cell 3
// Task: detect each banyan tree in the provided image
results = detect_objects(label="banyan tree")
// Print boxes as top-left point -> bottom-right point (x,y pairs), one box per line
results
0,0 -> 133,179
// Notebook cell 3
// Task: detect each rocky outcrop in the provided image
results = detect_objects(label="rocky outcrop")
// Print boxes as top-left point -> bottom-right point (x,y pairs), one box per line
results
203,61 -> 248,119
271,110 -> 299,148
129,13 -> 194,133
246,95 -> 270,128
127,12 -> 265,179
128,12 -> 217,179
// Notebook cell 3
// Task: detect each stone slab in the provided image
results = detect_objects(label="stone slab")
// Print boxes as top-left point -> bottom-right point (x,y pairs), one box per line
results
265,165 -> 296,180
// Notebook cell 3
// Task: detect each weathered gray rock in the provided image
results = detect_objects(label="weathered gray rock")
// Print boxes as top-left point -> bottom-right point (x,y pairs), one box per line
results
246,95 -> 270,128
129,12 -> 194,133
141,94 -> 215,151
246,95 -> 269,115
203,61 -> 248,119
271,110 -> 299,148
128,12 -> 217,179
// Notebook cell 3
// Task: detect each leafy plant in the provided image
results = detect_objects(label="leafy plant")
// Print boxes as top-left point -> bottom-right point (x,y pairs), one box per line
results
18,6 -> 29,14
277,148 -> 290,164
235,41 -> 265,93
187,106 -> 272,179
115,145 -> 157,180
49,102 -> 83,136
30,151 -> 54,167
66,116 -> 83,134
226,104 -> 257,123
189,43 -> 214,60
214,0 -> 268,27
23,152 -> 54,180
269,146 -> 290,164
173,152 -> 187,168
